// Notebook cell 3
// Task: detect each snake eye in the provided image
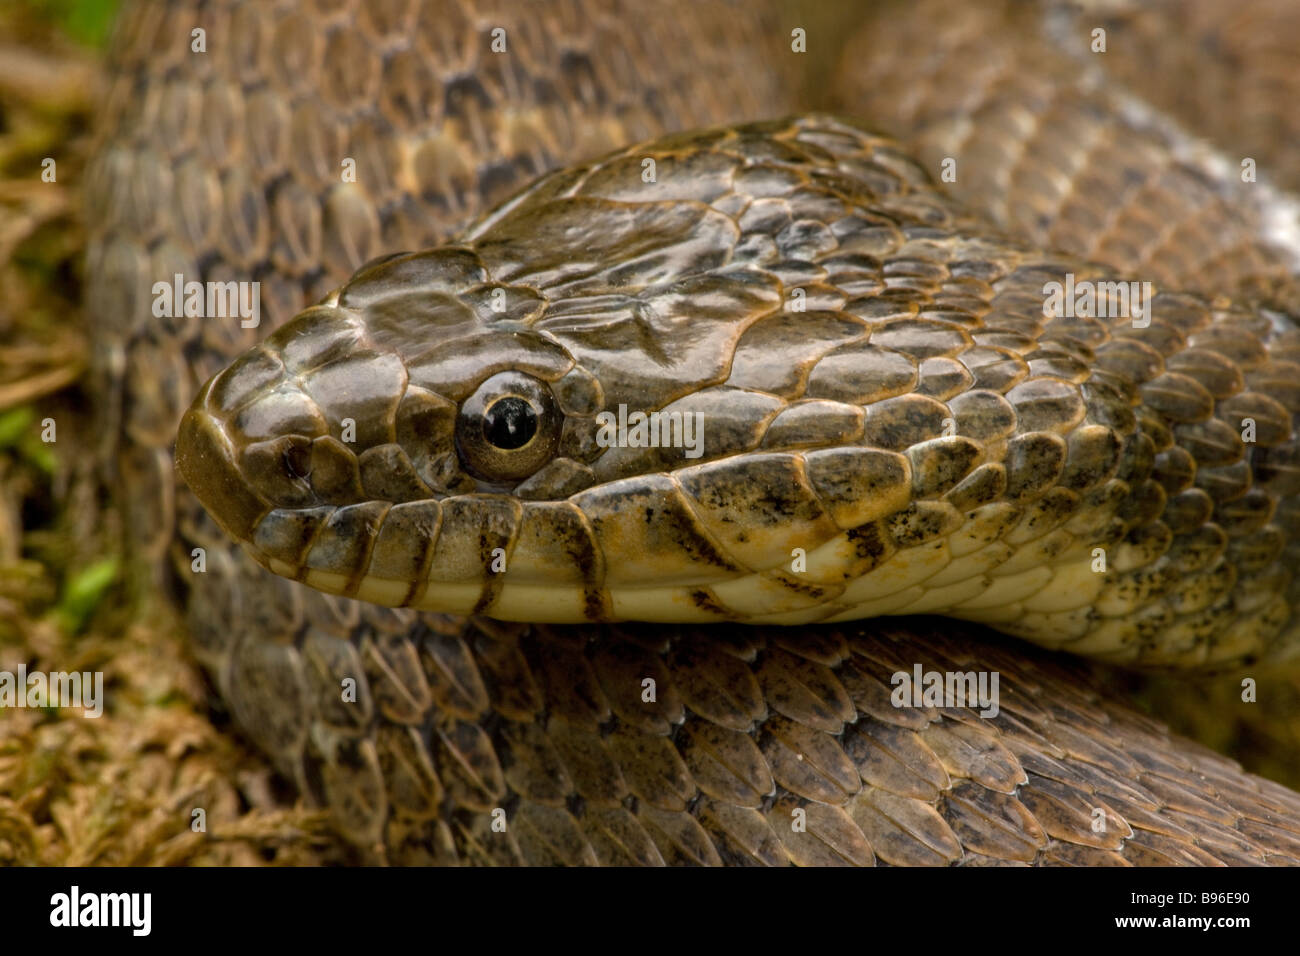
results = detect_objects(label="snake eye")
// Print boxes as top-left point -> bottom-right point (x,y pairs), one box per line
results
456,371 -> 561,482
483,396 -> 537,449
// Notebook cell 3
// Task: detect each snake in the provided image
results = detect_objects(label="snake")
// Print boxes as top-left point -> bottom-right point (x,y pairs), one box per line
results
86,0 -> 1300,864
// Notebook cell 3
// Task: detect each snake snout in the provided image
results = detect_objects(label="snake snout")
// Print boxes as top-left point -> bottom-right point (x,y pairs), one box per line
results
175,396 -> 267,544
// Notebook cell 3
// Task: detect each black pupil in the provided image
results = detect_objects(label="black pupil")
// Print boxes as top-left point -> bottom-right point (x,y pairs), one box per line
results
482,396 -> 537,449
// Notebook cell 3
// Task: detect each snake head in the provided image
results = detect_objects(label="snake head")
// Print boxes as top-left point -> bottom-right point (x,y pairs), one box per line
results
179,116 -> 1122,630
174,119 -> 977,624
175,224 -> 850,624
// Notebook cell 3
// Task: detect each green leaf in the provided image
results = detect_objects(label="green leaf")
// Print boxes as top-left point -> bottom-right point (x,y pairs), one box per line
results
0,407 -> 35,448
23,0 -> 122,49
55,556 -> 119,633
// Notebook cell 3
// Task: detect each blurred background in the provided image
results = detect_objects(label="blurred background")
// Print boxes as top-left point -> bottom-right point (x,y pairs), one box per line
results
0,0 -> 340,865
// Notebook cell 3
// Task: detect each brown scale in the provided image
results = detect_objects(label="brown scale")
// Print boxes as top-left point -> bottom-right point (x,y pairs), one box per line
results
838,0 -> 1297,298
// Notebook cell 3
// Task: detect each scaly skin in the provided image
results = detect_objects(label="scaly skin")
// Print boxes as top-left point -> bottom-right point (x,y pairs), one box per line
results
179,116 -> 1300,670
90,0 -> 1300,864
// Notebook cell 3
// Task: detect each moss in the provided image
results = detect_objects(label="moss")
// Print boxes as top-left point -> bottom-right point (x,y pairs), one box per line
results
0,0 -> 342,867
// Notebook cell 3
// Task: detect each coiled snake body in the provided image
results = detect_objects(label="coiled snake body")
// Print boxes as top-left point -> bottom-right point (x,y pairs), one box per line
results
90,0 -> 1300,864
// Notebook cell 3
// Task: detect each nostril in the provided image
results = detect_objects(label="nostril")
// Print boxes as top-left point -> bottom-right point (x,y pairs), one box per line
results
284,442 -> 312,480
239,435 -> 317,508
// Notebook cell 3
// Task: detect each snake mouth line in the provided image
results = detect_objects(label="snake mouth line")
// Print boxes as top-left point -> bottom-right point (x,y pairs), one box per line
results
178,394 -> 1116,635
